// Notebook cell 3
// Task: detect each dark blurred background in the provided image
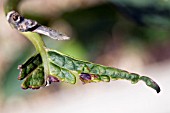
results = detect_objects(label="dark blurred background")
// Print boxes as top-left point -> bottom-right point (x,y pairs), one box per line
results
0,0 -> 170,113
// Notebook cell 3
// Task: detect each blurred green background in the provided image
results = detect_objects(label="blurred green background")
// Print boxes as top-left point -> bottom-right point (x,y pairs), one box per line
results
0,0 -> 170,113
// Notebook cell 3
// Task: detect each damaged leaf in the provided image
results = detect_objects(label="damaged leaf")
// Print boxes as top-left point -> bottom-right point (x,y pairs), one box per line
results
18,49 -> 160,93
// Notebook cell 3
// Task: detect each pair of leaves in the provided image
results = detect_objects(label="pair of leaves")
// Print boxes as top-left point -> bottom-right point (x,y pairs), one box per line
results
18,48 -> 160,93
18,50 -> 75,89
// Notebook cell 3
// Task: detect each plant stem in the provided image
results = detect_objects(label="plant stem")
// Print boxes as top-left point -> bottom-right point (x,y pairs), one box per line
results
21,32 -> 49,82
4,0 -> 22,14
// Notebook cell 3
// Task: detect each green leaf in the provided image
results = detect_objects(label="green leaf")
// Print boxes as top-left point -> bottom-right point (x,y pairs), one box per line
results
18,52 -> 76,89
18,49 -> 160,93
18,53 -> 45,89
47,49 -> 160,93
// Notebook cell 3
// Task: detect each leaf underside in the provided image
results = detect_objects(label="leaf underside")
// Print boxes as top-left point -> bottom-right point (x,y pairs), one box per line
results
18,49 -> 160,93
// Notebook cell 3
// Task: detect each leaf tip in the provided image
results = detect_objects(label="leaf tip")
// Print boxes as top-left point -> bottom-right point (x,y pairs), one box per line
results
140,76 -> 161,93
153,81 -> 161,93
17,65 -> 23,80
61,36 -> 70,40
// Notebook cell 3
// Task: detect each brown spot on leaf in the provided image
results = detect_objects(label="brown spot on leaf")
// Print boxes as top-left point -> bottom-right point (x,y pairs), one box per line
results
47,75 -> 60,85
80,73 -> 92,84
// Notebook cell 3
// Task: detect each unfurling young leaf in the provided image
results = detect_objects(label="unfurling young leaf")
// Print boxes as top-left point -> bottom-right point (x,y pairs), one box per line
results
18,48 -> 160,93
6,10 -> 160,93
